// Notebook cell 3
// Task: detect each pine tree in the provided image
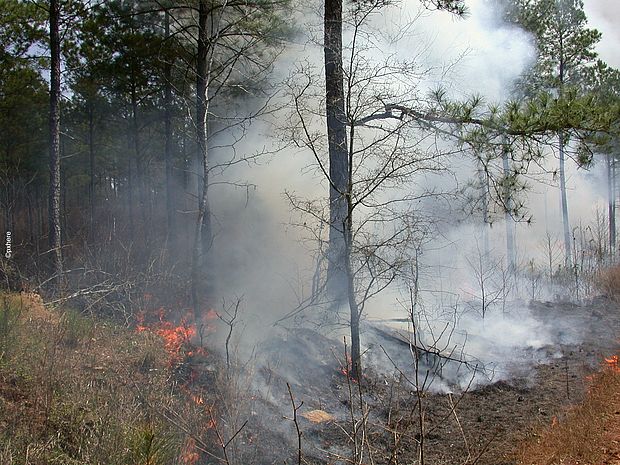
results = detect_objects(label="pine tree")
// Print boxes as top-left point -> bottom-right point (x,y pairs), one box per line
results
506,0 -> 602,267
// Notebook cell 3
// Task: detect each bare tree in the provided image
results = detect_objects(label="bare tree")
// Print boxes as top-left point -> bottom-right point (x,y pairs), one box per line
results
464,241 -> 506,319
165,0 -> 286,314
289,0 -> 466,378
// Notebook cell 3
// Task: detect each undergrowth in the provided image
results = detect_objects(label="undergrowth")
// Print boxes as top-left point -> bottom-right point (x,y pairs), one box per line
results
598,265 -> 620,300
0,292 -> 190,465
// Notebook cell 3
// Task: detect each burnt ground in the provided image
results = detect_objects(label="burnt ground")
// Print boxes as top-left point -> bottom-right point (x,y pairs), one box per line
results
192,297 -> 620,465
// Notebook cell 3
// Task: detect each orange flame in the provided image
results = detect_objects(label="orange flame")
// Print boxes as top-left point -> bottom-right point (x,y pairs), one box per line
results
605,355 -> 620,373
191,394 -> 205,405
338,355 -> 359,383
136,308 -> 198,365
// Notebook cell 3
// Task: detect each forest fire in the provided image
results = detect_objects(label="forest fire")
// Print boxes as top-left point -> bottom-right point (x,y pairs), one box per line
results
136,307 -> 220,464
136,310 -> 197,365
135,307 -> 217,365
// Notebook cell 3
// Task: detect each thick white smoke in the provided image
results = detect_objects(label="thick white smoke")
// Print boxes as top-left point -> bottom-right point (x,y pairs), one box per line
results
204,0 -> 615,387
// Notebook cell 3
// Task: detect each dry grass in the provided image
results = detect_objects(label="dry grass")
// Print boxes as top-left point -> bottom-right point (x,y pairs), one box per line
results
597,265 -> 620,300
516,359 -> 620,465
0,291 -> 197,465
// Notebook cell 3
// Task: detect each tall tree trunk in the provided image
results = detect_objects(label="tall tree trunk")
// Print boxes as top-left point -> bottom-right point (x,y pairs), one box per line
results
35,182 -> 42,254
502,144 -> 516,272
557,41 -> 572,269
608,153 -> 616,257
127,137 -> 135,242
324,0 -> 349,304
344,195 -> 361,379
164,9 -> 175,243
130,84 -> 147,243
558,131 -> 572,267
27,190 -> 34,244
88,102 -> 95,240
191,0 -> 214,316
48,0 -> 63,286
478,160 -> 490,259
324,0 -> 361,376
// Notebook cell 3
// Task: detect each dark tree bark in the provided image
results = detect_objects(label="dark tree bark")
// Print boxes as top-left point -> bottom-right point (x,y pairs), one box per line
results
127,142 -> 135,241
608,153 -> 616,256
49,0 -> 63,285
324,0 -> 349,304
191,0 -> 214,316
164,9 -> 175,243
88,102 -> 96,239
130,82 -> 147,242
324,0 -> 360,378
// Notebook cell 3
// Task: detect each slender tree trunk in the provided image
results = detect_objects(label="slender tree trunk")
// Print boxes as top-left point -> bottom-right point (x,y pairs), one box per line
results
164,9 -> 175,243
502,144 -> 516,272
88,103 -> 96,240
27,190 -> 34,244
324,0 -> 349,303
191,0 -> 214,316
130,85 -> 147,242
2,181 -> 11,236
344,196 -> 361,379
48,0 -> 63,286
35,182 -> 42,254
558,131 -> 572,267
61,147 -> 67,242
127,137 -> 134,242
478,161 -> 490,259
608,153 -> 616,257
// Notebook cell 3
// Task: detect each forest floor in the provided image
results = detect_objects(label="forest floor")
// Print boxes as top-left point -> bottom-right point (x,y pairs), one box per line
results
249,297 -> 620,465
1,290 -> 620,464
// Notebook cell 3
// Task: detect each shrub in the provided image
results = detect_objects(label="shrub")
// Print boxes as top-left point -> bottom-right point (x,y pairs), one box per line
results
597,265 -> 620,299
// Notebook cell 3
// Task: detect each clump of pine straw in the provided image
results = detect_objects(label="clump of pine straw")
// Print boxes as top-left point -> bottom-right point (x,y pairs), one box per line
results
516,357 -> 620,465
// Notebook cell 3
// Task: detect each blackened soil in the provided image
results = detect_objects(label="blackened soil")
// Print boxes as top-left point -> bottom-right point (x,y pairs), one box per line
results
202,297 -> 620,465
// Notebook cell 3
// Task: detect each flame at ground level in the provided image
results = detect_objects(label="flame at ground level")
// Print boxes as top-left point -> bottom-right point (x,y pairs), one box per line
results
604,355 -> 620,372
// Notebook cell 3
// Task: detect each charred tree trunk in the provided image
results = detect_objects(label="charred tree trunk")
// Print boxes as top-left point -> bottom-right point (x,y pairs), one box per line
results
324,0 -> 349,304
48,0 -> 63,286
191,0 -> 214,316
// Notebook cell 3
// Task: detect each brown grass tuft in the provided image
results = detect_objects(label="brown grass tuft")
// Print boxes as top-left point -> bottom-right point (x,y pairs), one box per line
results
597,265 -> 620,299
0,291 -> 191,465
